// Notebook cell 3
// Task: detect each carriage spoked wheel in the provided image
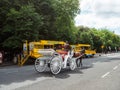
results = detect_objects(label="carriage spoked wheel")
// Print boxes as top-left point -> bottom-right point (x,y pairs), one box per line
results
69,58 -> 76,70
50,56 -> 62,75
34,57 -> 47,73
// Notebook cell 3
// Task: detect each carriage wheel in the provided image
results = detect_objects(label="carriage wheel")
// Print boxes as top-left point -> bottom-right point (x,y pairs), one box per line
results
50,56 -> 62,75
69,58 -> 76,70
34,57 -> 47,73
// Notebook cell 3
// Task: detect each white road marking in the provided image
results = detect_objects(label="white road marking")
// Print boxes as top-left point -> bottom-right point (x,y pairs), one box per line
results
0,77 -> 47,90
6,71 -> 19,74
113,66 -> 118,70
101,72 -> 110,78
101,64 -> 120,79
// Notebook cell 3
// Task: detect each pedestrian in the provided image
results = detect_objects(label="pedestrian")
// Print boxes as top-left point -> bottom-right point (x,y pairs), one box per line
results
108,46 -> 111,53
115,47 -> 117,52
0,51 -> 3,64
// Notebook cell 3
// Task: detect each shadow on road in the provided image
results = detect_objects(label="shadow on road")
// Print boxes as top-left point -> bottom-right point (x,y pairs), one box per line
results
54,68 -> 83,79
0,64 -> 94,86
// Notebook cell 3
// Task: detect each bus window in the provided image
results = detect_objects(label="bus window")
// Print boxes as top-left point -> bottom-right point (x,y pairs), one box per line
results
44,45 -> 54,49
34,44 -> 43,49
54,44 -> 63,50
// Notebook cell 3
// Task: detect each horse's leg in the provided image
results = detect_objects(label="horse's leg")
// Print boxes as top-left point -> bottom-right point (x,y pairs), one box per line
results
76,58 -> 80,67
80,58 -> 83,67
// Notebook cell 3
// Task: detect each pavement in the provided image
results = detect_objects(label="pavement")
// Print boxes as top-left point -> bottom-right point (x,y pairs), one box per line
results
0,61 -> 15,67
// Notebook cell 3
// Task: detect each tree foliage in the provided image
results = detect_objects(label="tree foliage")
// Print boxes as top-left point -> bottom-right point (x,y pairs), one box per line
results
76,26 -> 120,52
0,0 -> 80,51
0,4 -> 42,50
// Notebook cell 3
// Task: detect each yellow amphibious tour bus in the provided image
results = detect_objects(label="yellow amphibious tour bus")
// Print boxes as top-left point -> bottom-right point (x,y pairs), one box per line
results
73,44 -> 96,58
18,40 -> 65,66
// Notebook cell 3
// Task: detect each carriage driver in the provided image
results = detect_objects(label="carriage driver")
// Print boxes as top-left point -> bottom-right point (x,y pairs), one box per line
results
64,41 -> 72,52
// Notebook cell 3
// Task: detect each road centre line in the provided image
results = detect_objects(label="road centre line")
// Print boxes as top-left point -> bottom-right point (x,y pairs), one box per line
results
113,66 -> 118,70
101,64 -> 120,79
101,72 -> 110,78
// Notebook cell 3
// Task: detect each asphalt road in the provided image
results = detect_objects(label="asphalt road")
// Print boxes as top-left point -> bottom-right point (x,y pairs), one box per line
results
0,53 -> 120,90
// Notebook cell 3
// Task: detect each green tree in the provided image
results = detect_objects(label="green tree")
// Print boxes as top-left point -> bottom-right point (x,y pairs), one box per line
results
75,26 -> 93,45
51,0 -> 80,41
75,26 -> 120,52
90,28 -> 103,52
0,0 -> 80,50
1,5 -> 43,50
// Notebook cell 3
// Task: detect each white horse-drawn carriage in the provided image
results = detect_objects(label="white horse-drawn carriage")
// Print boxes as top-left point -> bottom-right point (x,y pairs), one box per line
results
34,49 -> 79,74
